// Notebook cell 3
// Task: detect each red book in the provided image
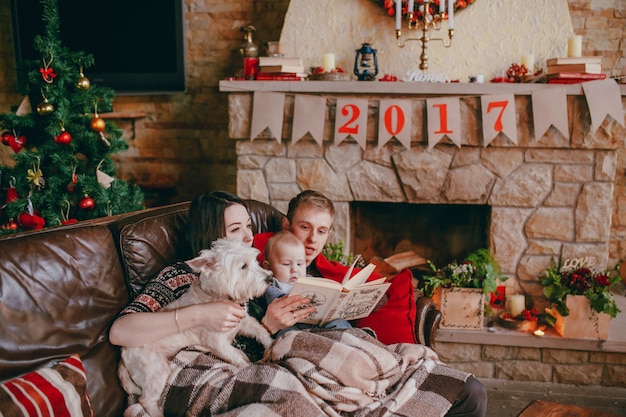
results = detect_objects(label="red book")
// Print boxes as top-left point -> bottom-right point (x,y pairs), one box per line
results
546,72 -> 606,80
547,77 -> 607,84
255,73 -> 307,81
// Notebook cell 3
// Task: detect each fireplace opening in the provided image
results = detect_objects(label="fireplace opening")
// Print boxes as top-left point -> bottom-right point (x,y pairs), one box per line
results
351,202 -> 490,270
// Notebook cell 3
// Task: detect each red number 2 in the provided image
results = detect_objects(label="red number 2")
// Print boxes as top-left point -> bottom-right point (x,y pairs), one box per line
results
338,104 -> 360,135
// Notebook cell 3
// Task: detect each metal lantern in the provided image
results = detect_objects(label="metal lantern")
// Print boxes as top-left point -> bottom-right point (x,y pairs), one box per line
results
353,42 -> 378,81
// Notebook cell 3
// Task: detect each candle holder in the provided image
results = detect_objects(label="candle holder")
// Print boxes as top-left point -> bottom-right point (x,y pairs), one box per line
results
395,0 -> 454,72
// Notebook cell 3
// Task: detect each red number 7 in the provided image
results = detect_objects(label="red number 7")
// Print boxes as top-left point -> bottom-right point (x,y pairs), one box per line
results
487,100 -> 508,132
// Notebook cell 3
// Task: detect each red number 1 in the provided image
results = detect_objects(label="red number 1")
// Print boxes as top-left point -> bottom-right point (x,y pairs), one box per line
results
433,103 -> 453,135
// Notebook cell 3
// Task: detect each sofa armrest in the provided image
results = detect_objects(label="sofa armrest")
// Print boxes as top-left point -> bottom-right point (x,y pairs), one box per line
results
415,297 -> 441,349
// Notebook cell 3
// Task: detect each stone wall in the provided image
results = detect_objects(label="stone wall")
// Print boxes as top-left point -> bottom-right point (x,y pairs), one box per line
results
437,341 -> 626,387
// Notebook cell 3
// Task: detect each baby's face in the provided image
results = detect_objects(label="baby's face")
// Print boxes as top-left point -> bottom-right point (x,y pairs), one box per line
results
269,242 -> 307,284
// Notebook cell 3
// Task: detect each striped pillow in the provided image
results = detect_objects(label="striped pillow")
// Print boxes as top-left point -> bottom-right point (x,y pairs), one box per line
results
0,354 -> 93,417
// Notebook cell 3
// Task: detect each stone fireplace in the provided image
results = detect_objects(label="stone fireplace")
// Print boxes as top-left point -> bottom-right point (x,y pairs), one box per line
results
222,81 -> 625,308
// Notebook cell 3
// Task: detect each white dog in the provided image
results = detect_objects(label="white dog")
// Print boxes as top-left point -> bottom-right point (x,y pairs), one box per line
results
118,238 -> 274,417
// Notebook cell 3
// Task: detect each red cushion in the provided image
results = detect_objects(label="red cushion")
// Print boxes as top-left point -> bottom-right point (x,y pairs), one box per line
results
0,354 -> 94,417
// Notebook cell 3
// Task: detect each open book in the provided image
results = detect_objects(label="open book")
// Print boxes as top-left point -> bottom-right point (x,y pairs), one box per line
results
289,263 -> 390,325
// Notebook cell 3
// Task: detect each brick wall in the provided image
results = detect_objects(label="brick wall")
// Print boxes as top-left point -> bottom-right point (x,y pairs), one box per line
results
0,0 -> 624,261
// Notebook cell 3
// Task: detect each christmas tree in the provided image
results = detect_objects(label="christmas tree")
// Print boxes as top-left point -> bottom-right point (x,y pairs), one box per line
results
0,0 -> 144,234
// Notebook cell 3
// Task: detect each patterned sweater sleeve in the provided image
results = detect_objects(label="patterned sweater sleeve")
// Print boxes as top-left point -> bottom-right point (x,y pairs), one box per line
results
116,262 -> 198,318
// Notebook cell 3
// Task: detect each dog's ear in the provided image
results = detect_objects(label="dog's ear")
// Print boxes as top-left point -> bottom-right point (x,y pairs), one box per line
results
186,249 -> 217,273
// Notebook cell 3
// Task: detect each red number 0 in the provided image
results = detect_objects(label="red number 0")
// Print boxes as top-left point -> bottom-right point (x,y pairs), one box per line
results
338,104 -> 360,135
486,100 -> 508,132
433,103 -> 453,135
384,105 -> 405,135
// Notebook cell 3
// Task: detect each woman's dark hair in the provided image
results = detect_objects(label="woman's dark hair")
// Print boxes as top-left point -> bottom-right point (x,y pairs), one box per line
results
186,191 -> 247,257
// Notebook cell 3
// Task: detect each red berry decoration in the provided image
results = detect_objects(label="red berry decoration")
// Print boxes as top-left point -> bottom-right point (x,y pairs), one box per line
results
1,132 -> 14,146
79,195 -> 95,210
54,130 -> 72,145
61,218 -> 78,225
2,219 -> 19,231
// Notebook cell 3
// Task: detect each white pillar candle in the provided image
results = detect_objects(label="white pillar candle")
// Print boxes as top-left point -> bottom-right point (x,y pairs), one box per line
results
322,53 -> 335,73
509,294 -> 525,317
568,35 -> 582,58
408,0 -> 414,17
521,54 -> 534,72
448,0 -> 454,29
396,0 -> 402,30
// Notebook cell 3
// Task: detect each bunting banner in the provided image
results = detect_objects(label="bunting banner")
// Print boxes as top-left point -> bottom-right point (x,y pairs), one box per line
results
250,92 -> 285,142
582,79 -> 626,133
251,83 -> 623,147
334,98 -> 368,149
377,99 -> 412,149
531,86 -> 569,140
427,97 -> 461,149
481,93 -> 518,147
292,95 -> 326,145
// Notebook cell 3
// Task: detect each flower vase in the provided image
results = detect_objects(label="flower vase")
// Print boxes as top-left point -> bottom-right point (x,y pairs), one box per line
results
432,287 -> 484,330
546,295 -> 611,340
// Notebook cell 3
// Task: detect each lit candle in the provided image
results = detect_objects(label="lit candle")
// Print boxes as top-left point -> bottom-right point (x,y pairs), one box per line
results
509,294 -> 525,317
408,0 -> 414,17
322,53 -> 335,73
568,35 -> 582,58
533,329 -> 545,337
396,0 -> 402,30
448,0 -> 454,29
521,54 -> 534,72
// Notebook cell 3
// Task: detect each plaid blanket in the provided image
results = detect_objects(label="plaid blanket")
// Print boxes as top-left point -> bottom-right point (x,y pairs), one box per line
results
124,328 -> 470,417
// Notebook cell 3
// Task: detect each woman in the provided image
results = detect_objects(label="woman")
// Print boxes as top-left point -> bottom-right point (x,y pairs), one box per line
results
109,190 -> 314,351
110,190 -> 480,417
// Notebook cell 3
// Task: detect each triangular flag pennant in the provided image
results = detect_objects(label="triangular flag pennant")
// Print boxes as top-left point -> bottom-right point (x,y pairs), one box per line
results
427,97 -> 461,149
334,98 -> 368,149
378,99 -> 412,149
250,92 -> 285,142
481,94 -> 517,147
531,86 -> 569,140
292,95 -> 326,145
582,79 -> 625,133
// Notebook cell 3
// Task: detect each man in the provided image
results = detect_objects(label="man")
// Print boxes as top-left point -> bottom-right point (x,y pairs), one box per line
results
254,189 -> 487,417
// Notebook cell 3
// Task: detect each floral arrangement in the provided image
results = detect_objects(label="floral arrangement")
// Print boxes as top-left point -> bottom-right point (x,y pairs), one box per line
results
490,63 -> 543,83
540,259 -> 621,319
374,0 -> 474,18
422,248 -> 506,297
501,308 -> 538,322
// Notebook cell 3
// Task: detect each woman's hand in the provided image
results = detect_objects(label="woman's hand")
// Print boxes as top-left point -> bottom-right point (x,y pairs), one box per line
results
184,300 -> 247,332
261,294 -> 317,335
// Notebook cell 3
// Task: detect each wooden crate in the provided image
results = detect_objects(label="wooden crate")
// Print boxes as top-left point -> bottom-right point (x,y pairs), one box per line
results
546,295 -> 611,340
433,287 -> 485,330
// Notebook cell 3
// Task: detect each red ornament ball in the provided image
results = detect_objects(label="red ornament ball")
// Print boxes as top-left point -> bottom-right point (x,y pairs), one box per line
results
2,219 -> 19,231
79,195 -> 95,210
54,131 -> 72,145
1,132 -> 14,146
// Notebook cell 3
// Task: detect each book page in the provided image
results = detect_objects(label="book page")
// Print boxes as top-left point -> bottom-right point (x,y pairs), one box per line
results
323,281 -> 391,323
344,263 -> 376,290
290,279 -> 341,325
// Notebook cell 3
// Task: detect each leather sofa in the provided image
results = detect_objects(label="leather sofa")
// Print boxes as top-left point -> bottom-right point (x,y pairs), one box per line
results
0,199 -> 441,417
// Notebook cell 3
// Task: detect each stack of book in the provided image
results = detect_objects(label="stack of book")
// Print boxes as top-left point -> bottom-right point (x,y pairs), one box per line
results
546,56 -> 605,84
256,56 -> 307,81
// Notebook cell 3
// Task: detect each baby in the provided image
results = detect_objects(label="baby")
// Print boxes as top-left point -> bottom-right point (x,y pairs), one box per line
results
263,231 -> 351,337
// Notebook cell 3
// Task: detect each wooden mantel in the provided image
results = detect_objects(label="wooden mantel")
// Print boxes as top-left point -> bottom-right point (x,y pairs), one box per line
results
219,80 -> 626,96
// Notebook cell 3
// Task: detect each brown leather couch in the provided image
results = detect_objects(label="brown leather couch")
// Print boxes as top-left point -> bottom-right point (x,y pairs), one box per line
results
0,200 -> 440,417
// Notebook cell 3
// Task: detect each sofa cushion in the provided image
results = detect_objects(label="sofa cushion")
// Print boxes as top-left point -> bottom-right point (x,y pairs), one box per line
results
0,354 -> 93,417
0,225 -> 127,417
112,203 -> 190,299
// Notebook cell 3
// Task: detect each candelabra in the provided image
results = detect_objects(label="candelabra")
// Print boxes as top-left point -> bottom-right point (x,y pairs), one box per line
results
395,0 -> 454,72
